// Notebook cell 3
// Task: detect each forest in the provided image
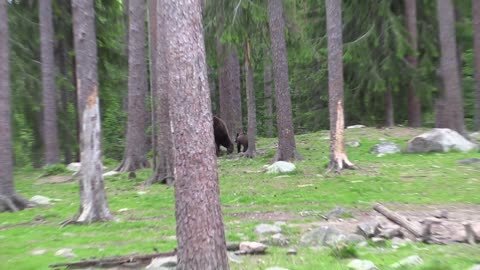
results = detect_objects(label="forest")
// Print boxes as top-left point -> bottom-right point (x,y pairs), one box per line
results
1,0 -> 480,269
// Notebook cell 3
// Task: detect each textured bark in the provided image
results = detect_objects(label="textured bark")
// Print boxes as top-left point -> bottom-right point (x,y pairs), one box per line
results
268,0 -> 300,162
122,0 -> 129,58
264,58 -> 274,137
244,40 -> 256,158
40,0 -> 60,165
384,89 -> 394,127
147,0 -> 174,185
474,0 -> 480,130
72,0 -> 112,223
404,0 -> 422,127
58,36 -> 73,164
0,1 -> 30,212
326,0 -> 355,172
436,0 -> 465,134
158,0 -> 229,269
218,46 -> 232,137
116,0 -> 150,172
229,47 -> 243,139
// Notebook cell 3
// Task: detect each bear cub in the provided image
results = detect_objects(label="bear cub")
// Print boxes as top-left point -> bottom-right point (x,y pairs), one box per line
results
235,132 -> 248,153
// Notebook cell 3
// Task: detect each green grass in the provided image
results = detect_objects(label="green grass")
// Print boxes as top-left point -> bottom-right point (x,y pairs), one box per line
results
1,127 -> 479,269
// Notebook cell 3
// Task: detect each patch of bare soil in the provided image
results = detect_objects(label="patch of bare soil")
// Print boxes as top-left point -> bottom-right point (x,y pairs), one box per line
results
35,175 -> 72,184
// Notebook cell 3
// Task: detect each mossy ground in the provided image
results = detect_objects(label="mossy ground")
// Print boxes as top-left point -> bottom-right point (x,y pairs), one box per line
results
1,127 -> 479,269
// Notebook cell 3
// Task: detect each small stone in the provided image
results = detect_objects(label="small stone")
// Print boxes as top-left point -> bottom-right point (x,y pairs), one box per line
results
227,252 -> 244,264
165,235 -> 176,241
274,221 -> 287,227
378,226 -> 403,239
269,233 -> 289,246
347,125 -> 366,129
433,210 -> 449,219
146,256 -> 177,270
356,222 -> 380,238
237,241 -> 268,255
356,241 -> 368,248
371,237 -> 386,246
390,255 -> 423,268
117,208 -> 129,213
66,162 -> 81,172
370,142 -> 401,155
468,265 -> 480,270
347,141 -> 361,147
62,232 -> 75,237
55,248 -> 76,258
103,171 -> 119,177
286,248 -> 297,255
347,259 -> 378,270
137,191 -> 147,195
31,249 -> 46,255
254,224 -> 282,235
266,161 -> 296,174
30,195 -> 53,206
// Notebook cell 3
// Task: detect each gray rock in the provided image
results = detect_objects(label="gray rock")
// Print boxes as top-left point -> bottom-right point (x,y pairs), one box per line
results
391,237 -> 412,248
268,233 -> 289,246
66,162 -> 81,172
458,158 -> 480,165
236,241 -> 268,255
31,249 -> 46,255
266,161 -> 296,174
30,195 -> 53,206
286,248 -> 297,255
347,125 -> 366,129
390,255 -> 423,268
265,267 -> 289,270
103,171 -> 119,177
274,221 -> 287,227
54,248 -> 76,258
300,226 -> 365,247
146,256 -> 177,270
433,210 -> 449,219
406,128 -> 478,153
227,252 -> 244,264
370,142 -> 401,155
468,265 -> 480,270
347,259 -> 378,270
378,227 -> 403,239
356,222 -> 380,238
371,237 -> 386,246
347,141 -> 361,147
356,241 -> 369,248
254,224 -> 282,235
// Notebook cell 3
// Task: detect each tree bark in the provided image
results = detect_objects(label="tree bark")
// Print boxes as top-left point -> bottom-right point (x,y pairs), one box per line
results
40,0 -> 60,165
326,0 -> 355,172
147,0 -> 174,185
474,0 -> 480,130
244,40 -> 256,158
384,88 -> 394,127
404,0 -> 422,127
116,0 -> 150,172
264,57 -> 274,137
219,46 -> 232,136
72,0 -> 112,223
0,1 -> 31,212
268,0 -> 300,162
436,0 -> 465,134
157,0 -> 229,268
229,47 -> 243,139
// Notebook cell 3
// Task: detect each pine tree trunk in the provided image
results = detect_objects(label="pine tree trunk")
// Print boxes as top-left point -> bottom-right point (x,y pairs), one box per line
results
0,1 -> 31,212
436,0 -> 465,134
326,0 -> 355,172
157,0 -> 229,268
268,0 -> 300,162
244,40 -> 256,158
40,0 -> 60,165
219,46 -> 232,134
72,0 -> 112,223
58,35 -> 73,164
474,0 -> 480,130
384,89 -> 394,127
116,0 -> 150,172
264,58 -> 274,137
229,47 -> 243,139
147,0 -> 174,185
404,0 -> 422,127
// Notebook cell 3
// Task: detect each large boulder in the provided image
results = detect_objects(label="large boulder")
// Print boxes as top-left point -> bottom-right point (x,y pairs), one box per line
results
266,161 -> 296,174
300,226 -> 365,247
406,128 -> 478,153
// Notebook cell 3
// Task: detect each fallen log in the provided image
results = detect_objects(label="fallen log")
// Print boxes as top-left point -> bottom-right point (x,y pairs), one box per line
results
463,223 -> 480,244
373,203 -> 423,238
49,249 -> 176,269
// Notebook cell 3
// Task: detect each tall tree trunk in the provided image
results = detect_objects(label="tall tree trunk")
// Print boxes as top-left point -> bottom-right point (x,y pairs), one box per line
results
58,35 -> 73,164
474,0 -> 480,130
147,0 -> 174,185
404,0 -> 422,127
0,1 -> 31,212
157,0 -> 229,268
71,0 -> 112,223
268,0 -> 300,162
326,0 -> 355,172
264,57 -> 274,137
384,88 -> 394,127
40,0 -> 60,165
219,46 -> 232,132
116,0 -> 150,172
229,47 -> 243,139
436,0 -> 465,134
244,40 -> 256,158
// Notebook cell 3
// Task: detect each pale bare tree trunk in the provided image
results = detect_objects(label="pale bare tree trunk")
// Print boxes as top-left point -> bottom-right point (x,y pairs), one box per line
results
116,0 -> 150,172
405,0 -> 422,127
71,0 -> 112,223
474,0 -> 480,130
268,0 -> 300,162
0,1 -> 31,212
147,0 -> 174,185
264,57 -> 274,137
244,40 -> 256,158
229,47 -> 243,139
40,0 -> 60,165
384,89 -> 394,127
157,0 -> 229,268
326,0 -> 355,172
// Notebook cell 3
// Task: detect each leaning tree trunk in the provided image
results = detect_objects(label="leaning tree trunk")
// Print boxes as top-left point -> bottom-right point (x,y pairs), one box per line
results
474,0 -> 480,130
40,0 -> 60,165
384,88 -> 394,127
404,0 -> 422,127
71,0 -> 112,223
229,47 -> 243,139
0,1 -> 31,212
264,56 -> 274,137
147,0 -> 174,185
326,0 -> 355,172
436,0 -> 465,134
244,40 -> 257,158
116,0 -> 150,172
157,0 -> 229,268
268,0 -> 300,162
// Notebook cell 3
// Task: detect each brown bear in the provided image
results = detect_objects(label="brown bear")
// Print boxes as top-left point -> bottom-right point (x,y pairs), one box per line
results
213,116 -> 233,156
235,132 -> 248,153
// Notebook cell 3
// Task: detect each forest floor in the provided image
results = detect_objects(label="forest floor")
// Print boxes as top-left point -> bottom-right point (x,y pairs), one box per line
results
1,127 -> 480,270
